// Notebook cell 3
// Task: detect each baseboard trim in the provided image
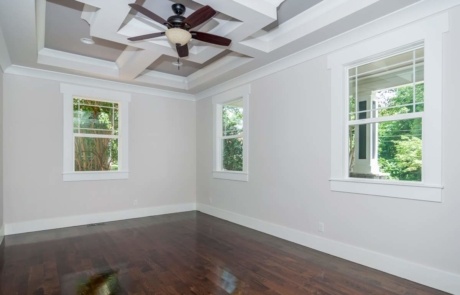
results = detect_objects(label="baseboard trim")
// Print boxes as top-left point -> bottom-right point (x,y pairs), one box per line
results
5,203 -> 196,235
197,203 -> 460,294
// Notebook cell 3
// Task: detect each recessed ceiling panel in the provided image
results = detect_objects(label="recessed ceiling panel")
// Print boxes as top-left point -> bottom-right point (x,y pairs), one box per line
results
147,49 -> 236,77
45,0 -> 126,62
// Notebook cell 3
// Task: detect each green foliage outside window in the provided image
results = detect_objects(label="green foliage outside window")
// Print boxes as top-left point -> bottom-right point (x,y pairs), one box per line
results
349,84 -> 423,181
73,98 -> 119,171
377,85 -> 423,181
222,104 -> 243,171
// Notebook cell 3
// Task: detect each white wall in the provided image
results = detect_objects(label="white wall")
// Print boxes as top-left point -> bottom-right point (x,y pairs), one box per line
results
0,70 -> 4,242
196,6 -> 460,294
3,74 -> 196,229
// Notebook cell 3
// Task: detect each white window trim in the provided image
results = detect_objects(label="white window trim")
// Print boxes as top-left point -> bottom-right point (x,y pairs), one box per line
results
60,83 -> 131,181
327,13 -> 448,202
212,84 -> 250,181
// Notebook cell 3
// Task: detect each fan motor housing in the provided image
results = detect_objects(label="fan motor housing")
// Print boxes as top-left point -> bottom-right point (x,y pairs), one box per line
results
167,15 -> 186,28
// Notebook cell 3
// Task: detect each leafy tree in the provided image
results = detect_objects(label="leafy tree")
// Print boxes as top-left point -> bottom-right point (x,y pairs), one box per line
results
222,105 -> 243,171
73,99 -> 118,171
377,84 -> 423,180
349,84 -> 423,181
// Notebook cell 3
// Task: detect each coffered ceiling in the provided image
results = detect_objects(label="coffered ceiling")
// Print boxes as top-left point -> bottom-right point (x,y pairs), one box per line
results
0,0 -> 421,94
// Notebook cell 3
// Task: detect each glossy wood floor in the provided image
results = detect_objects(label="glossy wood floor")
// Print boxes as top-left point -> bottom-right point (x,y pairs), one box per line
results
0,212 -> 449,295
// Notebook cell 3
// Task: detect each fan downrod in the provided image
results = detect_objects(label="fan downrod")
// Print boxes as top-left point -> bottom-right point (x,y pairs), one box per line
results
168,4 -> 186,28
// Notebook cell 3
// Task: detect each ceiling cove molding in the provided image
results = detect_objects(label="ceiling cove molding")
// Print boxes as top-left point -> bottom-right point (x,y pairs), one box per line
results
4,65 -> 195,101
38,48 -> 189,90
195,0 -> 455,100
136,70 -> 188,90
38,48 -> 119,77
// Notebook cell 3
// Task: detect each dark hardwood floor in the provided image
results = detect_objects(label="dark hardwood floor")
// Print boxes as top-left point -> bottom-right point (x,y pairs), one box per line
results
0,212 -> 449,295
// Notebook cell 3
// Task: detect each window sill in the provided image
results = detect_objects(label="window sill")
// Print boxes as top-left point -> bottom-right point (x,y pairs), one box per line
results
63,171 -> 129,182
330,178 -> 443,202
213,171 -> 248,182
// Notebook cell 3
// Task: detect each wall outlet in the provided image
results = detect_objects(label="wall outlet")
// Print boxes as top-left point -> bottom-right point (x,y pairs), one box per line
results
318,222 -> 325,233
209,197 -> 213,204
133,199 -> 138,206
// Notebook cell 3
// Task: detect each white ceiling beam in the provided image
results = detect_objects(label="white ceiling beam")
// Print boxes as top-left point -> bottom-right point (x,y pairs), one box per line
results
116,46 -> 163,80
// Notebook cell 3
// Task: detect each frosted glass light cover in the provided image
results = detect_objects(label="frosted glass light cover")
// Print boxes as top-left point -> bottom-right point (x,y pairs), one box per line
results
165,28 -> 192,46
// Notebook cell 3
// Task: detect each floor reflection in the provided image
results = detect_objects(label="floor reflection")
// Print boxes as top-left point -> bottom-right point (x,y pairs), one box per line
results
62,268 -> 122,295
219,268 -> 248,294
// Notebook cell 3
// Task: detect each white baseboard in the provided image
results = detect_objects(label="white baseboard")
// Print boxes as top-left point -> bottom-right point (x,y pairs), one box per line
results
5,203 -> 196,235
197,203 -> 460,295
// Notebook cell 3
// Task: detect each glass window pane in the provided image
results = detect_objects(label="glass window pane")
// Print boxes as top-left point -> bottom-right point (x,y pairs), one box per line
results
73,98 -> 118,135
348,48 -> 424,121
222,100 -> 243,136
222,138 -> 243,171
375,84 -> 424,116
74,137 -> 118,171
349,118 -> 422,181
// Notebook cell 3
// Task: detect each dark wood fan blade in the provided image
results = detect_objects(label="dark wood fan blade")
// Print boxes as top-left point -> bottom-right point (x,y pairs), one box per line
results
184,6 -> 216,29
129,3 -> 168,26
176,43 -> 189,57
128,32 -> 165,41
191,32 -> 231,46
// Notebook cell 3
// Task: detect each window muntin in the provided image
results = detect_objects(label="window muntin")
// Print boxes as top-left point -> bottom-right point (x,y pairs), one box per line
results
347,47 -> 424,182
348,48 -> 424,121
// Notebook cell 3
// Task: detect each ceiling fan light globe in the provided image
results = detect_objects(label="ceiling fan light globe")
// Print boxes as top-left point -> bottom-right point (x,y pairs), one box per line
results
165,28 -> 191,46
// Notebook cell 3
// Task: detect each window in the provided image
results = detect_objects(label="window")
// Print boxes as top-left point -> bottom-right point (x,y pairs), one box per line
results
61,84 -> 131,181
328,14 -> 447,202
348,47 -> 424,182
213,85 -> 250,181
73,98 -> 119,172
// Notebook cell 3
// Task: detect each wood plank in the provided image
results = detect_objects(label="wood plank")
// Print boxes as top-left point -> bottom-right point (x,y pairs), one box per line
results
0,212 -> 449,295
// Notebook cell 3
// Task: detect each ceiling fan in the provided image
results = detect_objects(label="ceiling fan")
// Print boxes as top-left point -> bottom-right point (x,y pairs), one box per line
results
128,3 -> 232,58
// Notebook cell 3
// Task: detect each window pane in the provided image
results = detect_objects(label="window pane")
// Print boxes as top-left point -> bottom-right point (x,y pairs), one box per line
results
348,48 -> 424,121
222,100 -> 243,136
75,137 -> 118,171
73,98 -> 119,135
374,84 -> 424,116
222,138 -> 243,171
349,118 -> 422,181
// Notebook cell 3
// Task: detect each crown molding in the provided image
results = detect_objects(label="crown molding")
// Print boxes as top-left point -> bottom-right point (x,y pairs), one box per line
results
4,65 -> 196,101
195,0 -> 458,100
